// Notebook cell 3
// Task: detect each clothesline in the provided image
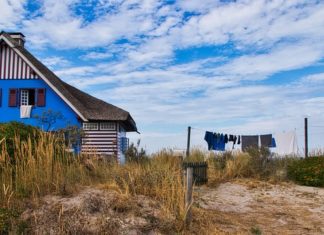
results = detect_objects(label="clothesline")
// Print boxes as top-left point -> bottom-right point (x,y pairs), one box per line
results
191,126 -> 242,136
191,126 -> 300,136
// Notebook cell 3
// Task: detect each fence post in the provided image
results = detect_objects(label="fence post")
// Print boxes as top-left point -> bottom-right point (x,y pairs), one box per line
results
304,117 -> 308,158
186,126 -> 191,157
185,167 -> 193,225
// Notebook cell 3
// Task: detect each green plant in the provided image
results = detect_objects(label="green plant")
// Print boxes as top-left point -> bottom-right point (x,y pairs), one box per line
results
250,226 -> 262,235
0,121 -> 40,158
287,156 -> 324,187
0,208 -> 19,234
57,125 -> 83,151
125,139 -> 147,162
33,109 -> 63,131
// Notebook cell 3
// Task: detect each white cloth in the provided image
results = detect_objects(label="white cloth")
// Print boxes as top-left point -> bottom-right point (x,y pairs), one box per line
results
20,105 -> 32,118
273,131 -> 298,156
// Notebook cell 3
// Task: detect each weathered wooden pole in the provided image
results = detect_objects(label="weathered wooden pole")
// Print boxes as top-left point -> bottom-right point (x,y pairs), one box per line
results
185,167 -> 193,225
186,126 -> 191,157
304,117 -> 308,158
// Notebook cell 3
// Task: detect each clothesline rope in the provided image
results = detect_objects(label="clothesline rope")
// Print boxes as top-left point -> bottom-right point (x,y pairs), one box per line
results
191,126 -> 301,136
191,126 -> 243,136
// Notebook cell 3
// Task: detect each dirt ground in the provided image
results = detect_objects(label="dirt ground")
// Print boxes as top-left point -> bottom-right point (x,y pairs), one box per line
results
21,180 -> 324,234
21,188 -> 177,234
194,179 -> 324,235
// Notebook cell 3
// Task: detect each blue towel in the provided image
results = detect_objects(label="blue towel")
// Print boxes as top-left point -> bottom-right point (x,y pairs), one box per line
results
204,132 -> 226,151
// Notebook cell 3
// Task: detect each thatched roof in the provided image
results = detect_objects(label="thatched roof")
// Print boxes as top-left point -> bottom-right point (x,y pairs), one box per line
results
0,31 -> 137,132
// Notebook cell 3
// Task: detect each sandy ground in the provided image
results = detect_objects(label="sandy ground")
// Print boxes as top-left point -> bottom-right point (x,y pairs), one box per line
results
21,180 -> 324,234
195,179 -> 324,235
21,188 -> 176,234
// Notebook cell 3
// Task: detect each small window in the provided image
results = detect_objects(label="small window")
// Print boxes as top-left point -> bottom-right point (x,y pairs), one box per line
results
20,89 -> 35,106
100,122 -> 115,130
83,123 -> 98,130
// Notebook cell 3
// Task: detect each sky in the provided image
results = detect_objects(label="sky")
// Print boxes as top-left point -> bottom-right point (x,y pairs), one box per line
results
1,0 -> 324,154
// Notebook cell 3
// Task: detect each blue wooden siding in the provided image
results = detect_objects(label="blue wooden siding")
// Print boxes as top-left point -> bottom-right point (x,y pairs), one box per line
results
0,79 -> 80,130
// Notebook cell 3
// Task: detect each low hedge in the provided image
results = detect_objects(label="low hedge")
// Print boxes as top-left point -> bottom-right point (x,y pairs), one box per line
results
287,156 -> 324,187
0,122 -> 40,158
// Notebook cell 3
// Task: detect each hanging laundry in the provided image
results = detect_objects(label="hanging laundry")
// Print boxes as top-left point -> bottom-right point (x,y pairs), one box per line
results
214,133 -> 226,151
271,138 -> 276,148
229,135 -> 234,142
260,134 -> 272,147
241,135 -> 258,151
224,134 -> 228,143
272,131 -> 298,156
204,132 -> 226,151
204,131 -> 214,150
232,135 -> 237,149
237,135 -> 241,145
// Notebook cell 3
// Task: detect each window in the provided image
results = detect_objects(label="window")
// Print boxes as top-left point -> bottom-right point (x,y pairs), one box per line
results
20,89 -> 35,106
100,122 -> 115,130
83,122 -> 98,130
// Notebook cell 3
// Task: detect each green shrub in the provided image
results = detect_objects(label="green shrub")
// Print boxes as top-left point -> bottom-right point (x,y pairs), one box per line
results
0,122 -> 40,158
287,156 -> 324,187
0,208 -> 19,234
125,140 -> 147,163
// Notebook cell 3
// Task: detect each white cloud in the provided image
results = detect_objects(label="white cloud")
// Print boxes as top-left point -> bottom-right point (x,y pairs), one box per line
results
216,42 -> 324,78
22,0 -> 164,48
42,56 -> 70,68
302,73 -> 324,83
0,0 -> 26,29
81,51 -> 113,60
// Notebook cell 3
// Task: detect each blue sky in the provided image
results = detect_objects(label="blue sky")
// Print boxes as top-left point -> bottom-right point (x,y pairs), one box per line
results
1,0 -> 324,153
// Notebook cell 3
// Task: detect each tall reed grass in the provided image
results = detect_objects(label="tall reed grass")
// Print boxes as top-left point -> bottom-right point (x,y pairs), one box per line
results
0,132 -> 187,232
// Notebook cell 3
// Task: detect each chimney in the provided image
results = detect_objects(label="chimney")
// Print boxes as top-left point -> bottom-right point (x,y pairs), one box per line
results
8,32 -> 25,47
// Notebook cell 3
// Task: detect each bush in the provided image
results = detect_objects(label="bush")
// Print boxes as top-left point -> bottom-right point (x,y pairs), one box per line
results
0,122 -> 40,158
125,140 -> 147,163
287,156 -> 324,187
207,149 -> 298,184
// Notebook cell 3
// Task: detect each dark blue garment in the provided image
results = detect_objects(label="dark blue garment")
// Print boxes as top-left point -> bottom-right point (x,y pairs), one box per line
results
217,134 -> 226,151
271,137 -> 276,147
204,131 -> 214,150
213,133 -> 226,151
205,132 -> 226,151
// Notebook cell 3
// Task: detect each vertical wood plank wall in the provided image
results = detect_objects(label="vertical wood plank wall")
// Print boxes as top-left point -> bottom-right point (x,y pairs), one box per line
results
0,44 -> 39,79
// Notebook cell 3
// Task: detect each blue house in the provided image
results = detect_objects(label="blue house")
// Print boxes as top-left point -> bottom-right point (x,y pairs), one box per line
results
0,31 -> 137,163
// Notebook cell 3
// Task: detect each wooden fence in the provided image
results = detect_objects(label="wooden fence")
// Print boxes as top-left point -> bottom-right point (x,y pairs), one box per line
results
182,161 -> 208,185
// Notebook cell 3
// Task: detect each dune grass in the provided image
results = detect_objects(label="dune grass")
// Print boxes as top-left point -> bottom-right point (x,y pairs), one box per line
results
0,129 -> 322,233
0,132 -> 188,232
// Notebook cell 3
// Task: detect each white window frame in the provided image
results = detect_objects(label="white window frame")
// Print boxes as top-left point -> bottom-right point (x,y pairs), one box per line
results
83,122 -> 98,130
20,89 -> 29,106
100,122 -> 115,130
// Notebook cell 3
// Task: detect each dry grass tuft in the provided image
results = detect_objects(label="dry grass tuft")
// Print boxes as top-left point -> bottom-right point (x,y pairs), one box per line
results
0,132 -> 188,233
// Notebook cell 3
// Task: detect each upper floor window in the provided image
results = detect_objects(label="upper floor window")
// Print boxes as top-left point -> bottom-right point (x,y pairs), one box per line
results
100,122 -> 115,130
83,122 -> 98,130
20,89 -> 35,106
8,88 -> 46,107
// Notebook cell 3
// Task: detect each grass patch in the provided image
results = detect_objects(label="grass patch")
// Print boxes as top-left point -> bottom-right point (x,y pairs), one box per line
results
287,156 -> 324,187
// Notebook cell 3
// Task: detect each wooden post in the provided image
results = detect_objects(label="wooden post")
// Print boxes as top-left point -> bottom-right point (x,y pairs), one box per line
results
186,126 -> 191,157
185,167 -> 193,225
304,117 -> 308,158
